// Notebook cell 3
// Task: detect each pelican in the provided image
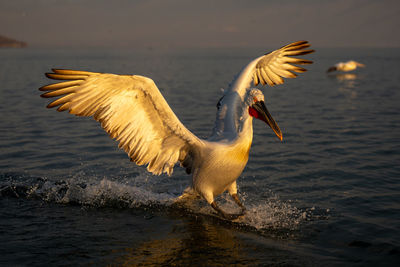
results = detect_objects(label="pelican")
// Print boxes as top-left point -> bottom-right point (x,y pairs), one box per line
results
327,60 -> 365,73
39,41 -> 314,220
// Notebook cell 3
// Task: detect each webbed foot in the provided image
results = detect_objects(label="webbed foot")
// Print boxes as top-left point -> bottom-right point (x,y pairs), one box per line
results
211,201 -> 246,220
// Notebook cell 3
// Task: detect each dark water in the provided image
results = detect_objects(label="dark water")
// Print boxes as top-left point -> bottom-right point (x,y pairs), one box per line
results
1,46 -> 399,266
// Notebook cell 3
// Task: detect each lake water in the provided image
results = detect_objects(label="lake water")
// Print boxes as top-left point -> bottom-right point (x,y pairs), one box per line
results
0,46 -> 399,266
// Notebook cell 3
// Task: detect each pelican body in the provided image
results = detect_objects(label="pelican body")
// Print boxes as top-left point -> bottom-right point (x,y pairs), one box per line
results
40,41 -> 314,219
327,60 -> 365,73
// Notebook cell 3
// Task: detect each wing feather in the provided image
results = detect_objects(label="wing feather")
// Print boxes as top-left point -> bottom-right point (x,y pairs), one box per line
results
256,68 -> 266,85
40,86 -> 79,98
57,102 -> 71,112
45,73 -> 88,80
253,71 -> 259,85
39,80 -> 83,91
46,94 -> 76,108
269,65 -> 297,78
211,41 -> 314,139
260,67 -> 274,86
254,40 -> 314,86
40,69 -> 202,176
281,41 -> 310,51
265,65 -> 284,85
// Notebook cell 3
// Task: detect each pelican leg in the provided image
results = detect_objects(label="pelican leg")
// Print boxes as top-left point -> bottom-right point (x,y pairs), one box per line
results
231,193 -> 246,213
227,182 -> 246,214
211,201 -> 243,220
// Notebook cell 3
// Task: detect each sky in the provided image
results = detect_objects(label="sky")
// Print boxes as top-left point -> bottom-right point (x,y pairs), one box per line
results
0,0 -> 399,49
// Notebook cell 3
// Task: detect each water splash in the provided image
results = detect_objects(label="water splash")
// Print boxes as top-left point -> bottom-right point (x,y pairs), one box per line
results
60,178 -> 174,208
171,190 -> 306,233
0,174 -> 174,208
244,199 -> 303,230
1,173 -> 312,233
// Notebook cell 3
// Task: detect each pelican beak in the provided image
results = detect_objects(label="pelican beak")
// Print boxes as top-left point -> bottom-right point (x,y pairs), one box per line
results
252,101 -> 283,141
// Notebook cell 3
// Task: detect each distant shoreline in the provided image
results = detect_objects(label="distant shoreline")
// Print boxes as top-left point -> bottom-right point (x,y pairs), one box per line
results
0,35 -> 27,48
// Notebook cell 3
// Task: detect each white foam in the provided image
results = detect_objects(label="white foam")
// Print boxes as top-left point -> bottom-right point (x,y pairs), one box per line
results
45,177 -> 174,208
11,175 -> 306,231
242,199 -> 303,230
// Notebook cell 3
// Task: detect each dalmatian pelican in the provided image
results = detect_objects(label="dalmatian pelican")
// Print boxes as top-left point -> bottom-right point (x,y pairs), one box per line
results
327,60 -> 365,72
40,41 -> 314,219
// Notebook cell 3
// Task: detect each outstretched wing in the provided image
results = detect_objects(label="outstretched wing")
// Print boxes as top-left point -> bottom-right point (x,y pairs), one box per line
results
211,41 -> 314,139
40,69 -> 203,176
253,40 -> 314,86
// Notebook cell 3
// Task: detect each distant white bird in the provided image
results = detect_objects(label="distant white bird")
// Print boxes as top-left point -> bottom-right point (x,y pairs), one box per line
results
40,41 -> 314,220
327,60 -> 365,73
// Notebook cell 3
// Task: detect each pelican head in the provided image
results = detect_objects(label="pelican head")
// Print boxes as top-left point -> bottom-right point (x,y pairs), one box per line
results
247,88 -> 283,141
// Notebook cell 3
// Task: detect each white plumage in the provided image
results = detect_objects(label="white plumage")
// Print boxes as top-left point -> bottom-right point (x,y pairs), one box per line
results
40,41 -> 314,219
327,60 -> 365,73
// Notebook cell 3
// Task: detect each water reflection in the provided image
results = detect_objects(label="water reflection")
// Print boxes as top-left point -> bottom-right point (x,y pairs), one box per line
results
334,73 -> 357,82
110,216 -> 252,266
328,73 -> 360,100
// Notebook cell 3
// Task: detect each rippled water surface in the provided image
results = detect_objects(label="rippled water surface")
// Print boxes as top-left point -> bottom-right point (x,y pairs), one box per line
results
1,47 -> 399,266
